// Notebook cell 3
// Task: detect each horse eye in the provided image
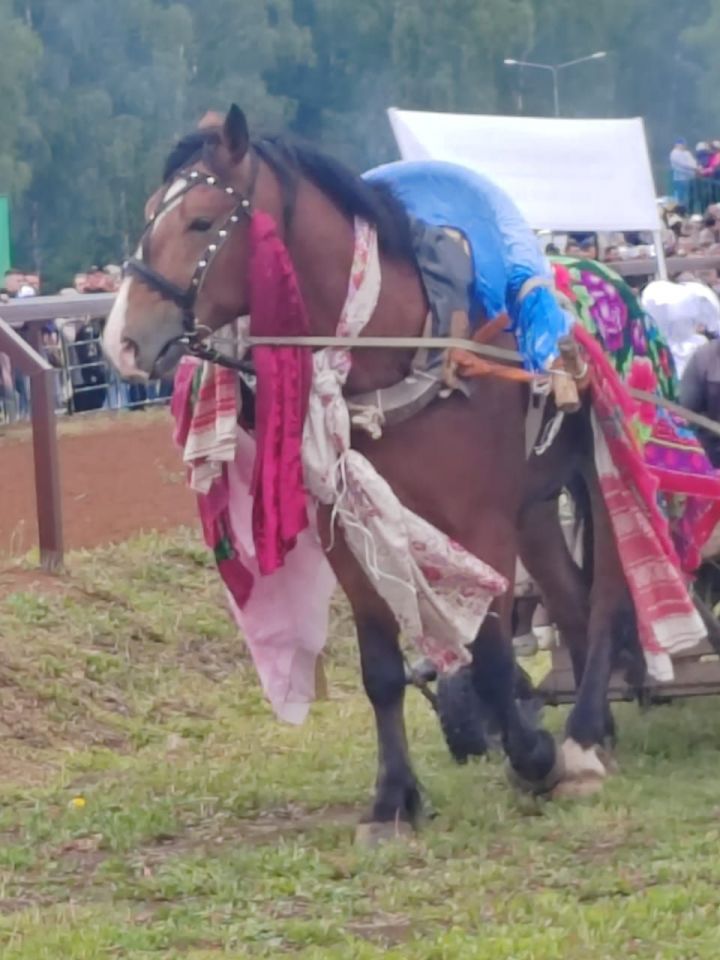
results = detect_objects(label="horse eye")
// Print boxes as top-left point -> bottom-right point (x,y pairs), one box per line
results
189,217 -> 213,232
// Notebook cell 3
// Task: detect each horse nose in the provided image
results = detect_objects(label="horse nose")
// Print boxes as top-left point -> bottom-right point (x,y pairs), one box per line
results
121,337 -> 138,362
112,337 -> 148,381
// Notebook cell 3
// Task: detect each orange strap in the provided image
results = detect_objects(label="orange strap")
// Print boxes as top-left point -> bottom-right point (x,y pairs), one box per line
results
450,348 -> 536,383
451,313 -> 535,383
473,312 -> 511,344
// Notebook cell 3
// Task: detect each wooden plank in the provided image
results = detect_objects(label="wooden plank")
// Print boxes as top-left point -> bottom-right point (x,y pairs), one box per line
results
538,638 -> 720,704
611,255 -> 720,279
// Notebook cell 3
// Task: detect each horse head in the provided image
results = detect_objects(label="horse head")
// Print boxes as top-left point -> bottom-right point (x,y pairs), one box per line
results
103,105 -> 281,380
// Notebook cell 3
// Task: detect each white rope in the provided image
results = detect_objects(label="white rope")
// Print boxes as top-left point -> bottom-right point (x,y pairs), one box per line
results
534,410 -> 565,456
328,453 -> 418,597
349,389 -> 385,439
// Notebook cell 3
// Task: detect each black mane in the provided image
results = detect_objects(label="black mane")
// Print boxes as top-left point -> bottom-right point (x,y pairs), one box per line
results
163,129 -> 414,261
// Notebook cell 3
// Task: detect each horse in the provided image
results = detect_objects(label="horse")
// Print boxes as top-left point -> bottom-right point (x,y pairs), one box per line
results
515,261 -> 720,795
102,105 -> 566,836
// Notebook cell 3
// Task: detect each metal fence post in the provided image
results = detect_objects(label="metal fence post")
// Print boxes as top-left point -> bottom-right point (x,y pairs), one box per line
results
30,367 -> 64,571
0,316 -> 66,571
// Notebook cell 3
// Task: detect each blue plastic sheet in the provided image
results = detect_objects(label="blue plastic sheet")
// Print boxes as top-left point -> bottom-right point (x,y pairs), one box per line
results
364,160 -> 571,370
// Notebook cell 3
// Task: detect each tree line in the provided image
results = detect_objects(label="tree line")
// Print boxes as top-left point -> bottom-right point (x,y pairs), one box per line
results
1,0 -> 719,289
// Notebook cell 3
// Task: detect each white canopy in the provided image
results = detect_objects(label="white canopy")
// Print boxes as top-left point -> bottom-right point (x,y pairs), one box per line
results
388,108 -> 662,235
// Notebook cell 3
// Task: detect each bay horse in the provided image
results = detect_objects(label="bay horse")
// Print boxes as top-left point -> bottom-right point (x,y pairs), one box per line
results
102,105 -> 564,835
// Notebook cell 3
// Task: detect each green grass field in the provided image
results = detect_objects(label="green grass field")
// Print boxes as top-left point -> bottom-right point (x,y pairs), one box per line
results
1,530 -> 720,959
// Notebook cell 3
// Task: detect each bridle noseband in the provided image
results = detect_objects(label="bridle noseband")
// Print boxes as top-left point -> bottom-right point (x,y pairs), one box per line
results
123,152 -> 260,369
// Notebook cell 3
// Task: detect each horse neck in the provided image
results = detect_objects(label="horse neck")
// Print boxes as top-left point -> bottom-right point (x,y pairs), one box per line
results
283,177 -> 428,392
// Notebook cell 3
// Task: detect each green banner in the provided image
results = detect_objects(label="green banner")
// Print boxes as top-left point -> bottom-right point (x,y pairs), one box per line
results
0,196 -> 9,277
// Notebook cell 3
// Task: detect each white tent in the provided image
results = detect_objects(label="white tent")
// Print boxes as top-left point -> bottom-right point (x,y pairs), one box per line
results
388,108 -> 667,276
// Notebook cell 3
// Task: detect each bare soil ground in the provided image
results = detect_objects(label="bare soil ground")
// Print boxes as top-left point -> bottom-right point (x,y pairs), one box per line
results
0,409 -> 195,558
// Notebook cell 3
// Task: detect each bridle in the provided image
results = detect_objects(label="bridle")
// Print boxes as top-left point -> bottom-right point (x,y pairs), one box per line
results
123,151 -> 260,370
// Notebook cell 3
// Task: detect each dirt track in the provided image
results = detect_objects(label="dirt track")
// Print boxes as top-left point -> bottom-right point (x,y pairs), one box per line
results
0,409 -> 195,558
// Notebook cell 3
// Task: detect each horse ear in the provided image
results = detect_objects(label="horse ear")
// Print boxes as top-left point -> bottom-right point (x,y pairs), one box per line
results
223,104 -> 250,161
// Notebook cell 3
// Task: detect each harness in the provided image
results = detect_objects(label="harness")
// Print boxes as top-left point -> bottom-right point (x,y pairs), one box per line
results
120,156 -> 720,444
123,152 -> 261,370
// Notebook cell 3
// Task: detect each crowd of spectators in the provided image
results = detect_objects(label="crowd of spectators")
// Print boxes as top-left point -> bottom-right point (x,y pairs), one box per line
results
0,264 -> 170,423
538,198 -> 720,299
669,138 -> 720,213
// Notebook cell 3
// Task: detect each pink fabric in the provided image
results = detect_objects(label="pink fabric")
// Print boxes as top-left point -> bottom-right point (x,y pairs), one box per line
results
574,324 -> 705,678
224,430 -> 337,724
172,357 -> 254,609
172,358 -> 336,723
249,212 -> 312,575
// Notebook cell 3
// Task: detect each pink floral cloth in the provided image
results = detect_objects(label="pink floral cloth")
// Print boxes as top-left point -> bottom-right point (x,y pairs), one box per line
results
302,221 -> 508,672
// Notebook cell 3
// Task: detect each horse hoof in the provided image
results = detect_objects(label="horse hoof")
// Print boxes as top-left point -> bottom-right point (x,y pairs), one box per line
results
597,747 -> 620,775
551,773 -> 605,800
505,737 -> 565,796
550,738 -> 608,800
355,820 -> 414,848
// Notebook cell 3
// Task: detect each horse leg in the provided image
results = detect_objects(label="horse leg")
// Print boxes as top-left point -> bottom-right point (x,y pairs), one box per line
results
354,613 -> 424,842
518,494 -> 590,689
512,594 -> 540,657
555,466 -> 629,796
316,510 -> 421,844
471,595 -> 561,793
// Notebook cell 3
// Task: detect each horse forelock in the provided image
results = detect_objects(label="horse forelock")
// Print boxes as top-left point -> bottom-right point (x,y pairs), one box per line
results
163,128 -> 221,182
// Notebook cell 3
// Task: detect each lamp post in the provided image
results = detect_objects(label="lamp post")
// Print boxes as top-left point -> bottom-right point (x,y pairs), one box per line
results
503,52 -> 607,117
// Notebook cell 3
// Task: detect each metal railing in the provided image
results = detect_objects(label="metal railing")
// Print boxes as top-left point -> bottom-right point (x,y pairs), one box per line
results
0,294 -> 170,424
0,293 -> 172,570
0,315 -> 63,570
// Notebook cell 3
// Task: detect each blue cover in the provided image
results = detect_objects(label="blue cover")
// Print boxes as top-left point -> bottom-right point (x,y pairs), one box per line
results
363,160 -> 571,371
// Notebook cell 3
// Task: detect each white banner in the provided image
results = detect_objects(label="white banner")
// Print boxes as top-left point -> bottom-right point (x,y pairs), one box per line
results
388,108 -> 661,234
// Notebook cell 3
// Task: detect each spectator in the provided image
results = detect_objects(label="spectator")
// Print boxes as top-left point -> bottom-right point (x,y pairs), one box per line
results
679,337 -> 720,466
0,268 -> 24,299
70,319 -> 108,412
706,141 -> 720,181
579,237 -> 598,260
670,138 -> 698,207
697,141 -> 713,171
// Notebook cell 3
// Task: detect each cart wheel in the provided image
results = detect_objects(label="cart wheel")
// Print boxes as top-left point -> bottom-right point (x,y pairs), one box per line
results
436,665 -> 493,764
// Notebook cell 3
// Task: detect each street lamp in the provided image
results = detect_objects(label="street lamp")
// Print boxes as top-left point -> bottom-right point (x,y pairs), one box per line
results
503,51 -> 607,117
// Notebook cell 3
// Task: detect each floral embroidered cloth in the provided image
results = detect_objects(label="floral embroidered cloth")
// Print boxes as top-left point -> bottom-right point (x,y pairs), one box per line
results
553,257 -> 720,572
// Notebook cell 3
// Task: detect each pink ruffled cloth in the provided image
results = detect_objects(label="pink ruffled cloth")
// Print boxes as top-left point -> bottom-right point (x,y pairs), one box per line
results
249,211 -> 312,575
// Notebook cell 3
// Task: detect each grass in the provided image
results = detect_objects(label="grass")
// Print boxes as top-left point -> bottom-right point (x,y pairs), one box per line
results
2,529 -> 720,958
